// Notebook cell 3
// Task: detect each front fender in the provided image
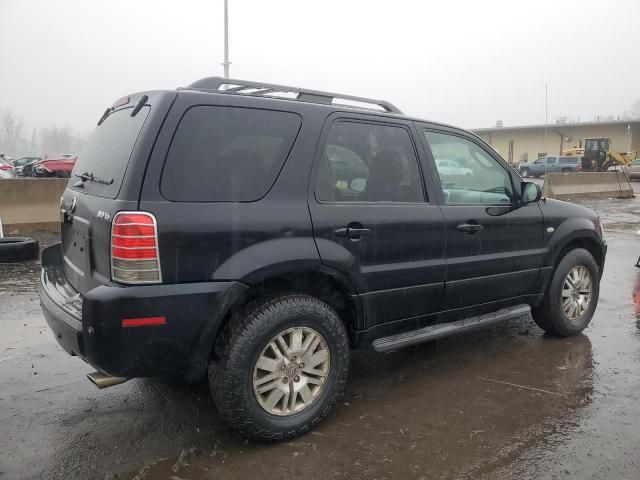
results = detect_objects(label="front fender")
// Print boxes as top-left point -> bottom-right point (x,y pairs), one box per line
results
546,216 -> 604,268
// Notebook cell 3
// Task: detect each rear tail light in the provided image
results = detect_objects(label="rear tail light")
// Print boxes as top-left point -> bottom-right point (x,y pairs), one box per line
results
111,211 -> 162,284
0,164 -> 12,171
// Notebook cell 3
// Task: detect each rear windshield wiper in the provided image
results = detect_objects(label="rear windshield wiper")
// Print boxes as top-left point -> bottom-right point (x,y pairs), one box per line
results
74,171 -> 114,185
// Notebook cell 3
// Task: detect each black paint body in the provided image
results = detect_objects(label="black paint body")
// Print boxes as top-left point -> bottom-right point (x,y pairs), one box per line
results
39,82 -> 607,380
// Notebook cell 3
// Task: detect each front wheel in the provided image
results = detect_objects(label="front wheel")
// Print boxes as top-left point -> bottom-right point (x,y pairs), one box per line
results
532,248 -> 600,336
521,168 -> 530,178
601,160 -> 620,172
209,294 -> 350,442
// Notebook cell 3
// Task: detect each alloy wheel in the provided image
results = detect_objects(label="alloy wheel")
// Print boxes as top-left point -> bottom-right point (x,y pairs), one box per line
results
253,327 -> 330,416
561,265 -> 592,321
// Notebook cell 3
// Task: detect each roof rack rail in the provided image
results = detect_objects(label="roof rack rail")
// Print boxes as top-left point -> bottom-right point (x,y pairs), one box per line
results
186,77 -> 403,114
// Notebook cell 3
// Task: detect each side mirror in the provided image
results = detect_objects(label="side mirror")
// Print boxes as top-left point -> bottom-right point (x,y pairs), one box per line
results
521,182 -> 542,205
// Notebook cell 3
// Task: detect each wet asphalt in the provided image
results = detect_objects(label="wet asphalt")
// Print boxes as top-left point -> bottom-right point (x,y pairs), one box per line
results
1,183 -> 639,480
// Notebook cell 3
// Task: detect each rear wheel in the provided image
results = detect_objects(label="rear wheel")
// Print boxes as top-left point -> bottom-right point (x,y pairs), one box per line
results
209,294 -> 349,441
532,248 -> 599,336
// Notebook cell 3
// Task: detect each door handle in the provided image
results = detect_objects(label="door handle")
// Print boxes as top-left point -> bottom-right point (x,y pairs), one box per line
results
334,224 -> 371,241
348,227 -> 371,237
456,223 -> 484,234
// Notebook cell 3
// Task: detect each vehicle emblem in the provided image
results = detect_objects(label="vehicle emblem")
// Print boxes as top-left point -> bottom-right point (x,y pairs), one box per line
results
69,196 -> 77,214
97,210 -> 111,221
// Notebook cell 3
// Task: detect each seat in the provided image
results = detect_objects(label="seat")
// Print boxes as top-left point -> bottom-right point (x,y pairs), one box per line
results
365,149 -> 405,202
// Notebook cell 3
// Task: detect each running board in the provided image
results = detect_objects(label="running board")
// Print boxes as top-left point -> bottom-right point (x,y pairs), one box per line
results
372,304 -> 531,353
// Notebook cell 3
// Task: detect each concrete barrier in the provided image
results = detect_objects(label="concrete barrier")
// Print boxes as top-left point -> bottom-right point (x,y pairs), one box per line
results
0,179 -> 67,233
543,172 -> 634,200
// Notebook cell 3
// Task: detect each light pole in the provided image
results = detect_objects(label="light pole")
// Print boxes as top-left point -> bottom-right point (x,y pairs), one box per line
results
222,0 -> 230,78
544,83 -> 548,154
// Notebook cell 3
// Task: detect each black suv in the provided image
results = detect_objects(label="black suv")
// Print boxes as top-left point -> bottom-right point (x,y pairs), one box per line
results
40,78 -> 607,441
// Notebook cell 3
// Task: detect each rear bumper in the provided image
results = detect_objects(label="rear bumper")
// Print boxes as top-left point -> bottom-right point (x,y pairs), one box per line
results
39,243 -> 248,380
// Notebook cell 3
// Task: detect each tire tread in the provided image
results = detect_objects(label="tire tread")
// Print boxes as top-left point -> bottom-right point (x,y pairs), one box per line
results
209,294 -> 349,442
532,248 -> 599,336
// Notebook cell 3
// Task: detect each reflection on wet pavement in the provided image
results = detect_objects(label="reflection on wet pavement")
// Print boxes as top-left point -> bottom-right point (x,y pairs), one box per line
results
127,328 -> 596,480
1,195 -> 639,479
633,271 -> 640,321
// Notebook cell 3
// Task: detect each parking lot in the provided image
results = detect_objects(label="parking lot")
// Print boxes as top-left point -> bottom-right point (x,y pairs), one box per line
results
0,183 -> 639,480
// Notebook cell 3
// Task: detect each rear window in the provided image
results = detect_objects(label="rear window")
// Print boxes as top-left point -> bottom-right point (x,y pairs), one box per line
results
71,106 -> 150,198
161,106 -> 301,202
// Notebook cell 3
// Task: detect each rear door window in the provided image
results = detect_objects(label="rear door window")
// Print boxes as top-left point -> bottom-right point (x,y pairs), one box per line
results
315,121 -> 424,203
71,106 -> 150,198
161,106 -> 301,202
559,157 -> 577,164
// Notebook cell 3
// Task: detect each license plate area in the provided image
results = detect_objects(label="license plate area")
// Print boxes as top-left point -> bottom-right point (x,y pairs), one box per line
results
62,216 -> 92,288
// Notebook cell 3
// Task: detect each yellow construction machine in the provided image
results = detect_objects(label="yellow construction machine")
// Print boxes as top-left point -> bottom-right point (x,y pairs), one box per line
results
563,137 -> 637,171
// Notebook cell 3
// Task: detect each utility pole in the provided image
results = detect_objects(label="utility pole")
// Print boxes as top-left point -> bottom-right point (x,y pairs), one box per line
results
544,83 -> 548,154
222,0 -> 230,78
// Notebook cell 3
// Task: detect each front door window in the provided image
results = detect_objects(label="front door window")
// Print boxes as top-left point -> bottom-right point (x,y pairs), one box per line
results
422,131 -> 513,205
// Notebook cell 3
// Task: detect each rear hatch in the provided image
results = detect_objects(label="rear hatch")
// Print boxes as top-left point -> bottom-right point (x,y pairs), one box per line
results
60,92 -> 174,295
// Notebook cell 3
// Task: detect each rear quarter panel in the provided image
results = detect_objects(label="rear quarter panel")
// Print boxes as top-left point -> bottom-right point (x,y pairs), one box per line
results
139,91 -> 328,285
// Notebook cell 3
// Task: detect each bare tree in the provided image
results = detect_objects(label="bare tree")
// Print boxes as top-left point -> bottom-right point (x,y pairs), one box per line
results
631,99 -> 640,120
0,108 -> 24,155
29,128 -> 38,156
0,106 -> 88,157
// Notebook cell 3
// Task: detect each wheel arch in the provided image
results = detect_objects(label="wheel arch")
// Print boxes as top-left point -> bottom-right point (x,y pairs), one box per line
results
552,232 -> 604,276
204,264 -> 363,367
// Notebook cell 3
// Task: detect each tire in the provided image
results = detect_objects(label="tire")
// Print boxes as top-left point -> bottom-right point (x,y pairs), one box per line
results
209,294 -> 350,442
602,160 -> 619,172
0,237 -> 39,262
521,168 -> 530,178
532,248 -> 599,336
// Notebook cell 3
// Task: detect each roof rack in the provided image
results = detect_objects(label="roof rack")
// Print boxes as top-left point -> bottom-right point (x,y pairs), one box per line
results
186,77 -> 403,114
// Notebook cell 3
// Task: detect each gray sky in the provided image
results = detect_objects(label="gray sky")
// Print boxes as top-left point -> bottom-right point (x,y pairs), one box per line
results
1,0 -> 639,134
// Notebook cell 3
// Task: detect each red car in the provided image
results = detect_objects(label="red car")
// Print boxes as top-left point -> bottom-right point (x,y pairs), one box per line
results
0,155 -> 15,178
33,154 -> 77,178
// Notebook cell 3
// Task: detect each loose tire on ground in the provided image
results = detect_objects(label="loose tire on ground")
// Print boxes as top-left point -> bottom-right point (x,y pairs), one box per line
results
532,248 -> 599,336
0,237 -> 39,262
209,294 -> 350,442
